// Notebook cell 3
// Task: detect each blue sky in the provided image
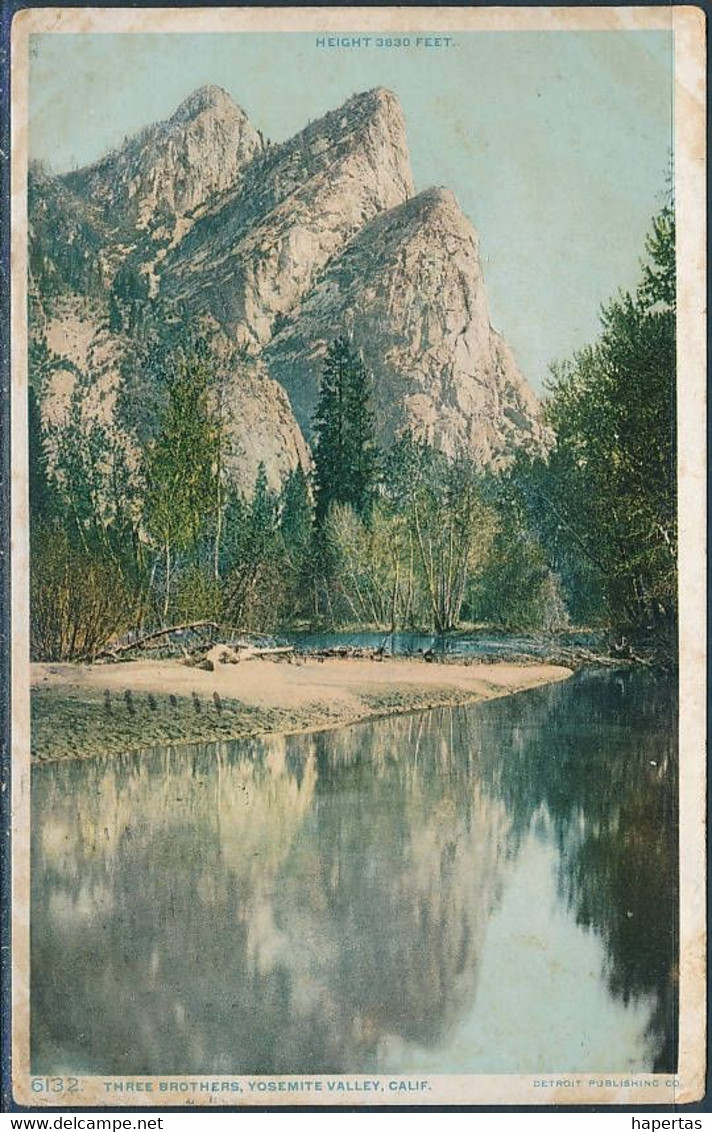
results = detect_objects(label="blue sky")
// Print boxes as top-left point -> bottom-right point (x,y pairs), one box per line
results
29,30 -> 674,393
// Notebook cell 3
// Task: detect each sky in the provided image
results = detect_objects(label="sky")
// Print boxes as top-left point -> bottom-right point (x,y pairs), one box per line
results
28,29 -> 674,394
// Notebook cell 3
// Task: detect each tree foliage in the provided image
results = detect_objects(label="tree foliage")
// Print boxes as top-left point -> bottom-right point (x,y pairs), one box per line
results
143,348 -> 221,618
518,201 -> 677,641
469,472 -> 568,631
222,464 -> 284,630
29,381 -> 143,659
30,524 -> 130,661
278,466 -> 316,620
312,337 -> 379,523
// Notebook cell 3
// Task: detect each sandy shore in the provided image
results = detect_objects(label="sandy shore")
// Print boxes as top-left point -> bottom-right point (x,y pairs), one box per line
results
31,655 -> 572,763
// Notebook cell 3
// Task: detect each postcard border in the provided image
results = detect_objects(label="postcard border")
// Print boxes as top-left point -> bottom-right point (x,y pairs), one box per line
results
7,4 -> 707,1109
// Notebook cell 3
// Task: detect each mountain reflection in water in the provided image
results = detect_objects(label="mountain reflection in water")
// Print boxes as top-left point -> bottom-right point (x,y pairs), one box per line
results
31,669 -> 677,1076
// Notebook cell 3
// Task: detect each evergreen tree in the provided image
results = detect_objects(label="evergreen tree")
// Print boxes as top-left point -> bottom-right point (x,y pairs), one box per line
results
280,466 -> 312,551
312,337 -> 378,523
640,200 -> 675,310
345,350 -> 379,518
222,465 -> 282,629
250,462 -> 278,553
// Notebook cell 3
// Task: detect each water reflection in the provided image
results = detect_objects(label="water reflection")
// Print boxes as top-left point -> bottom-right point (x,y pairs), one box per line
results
31,669 -> 677,1075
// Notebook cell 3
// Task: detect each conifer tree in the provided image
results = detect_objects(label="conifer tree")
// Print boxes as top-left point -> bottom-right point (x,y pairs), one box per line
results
346,350 -> 379,520
280,466 -> 312,551
312,337 -> 378,523
250,462 -> 277,553
278,465 -> 314,618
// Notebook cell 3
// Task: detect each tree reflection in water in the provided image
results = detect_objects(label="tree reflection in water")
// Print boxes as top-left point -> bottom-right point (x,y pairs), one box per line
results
470,669 -> 678,1072
31,669 -> 676,1075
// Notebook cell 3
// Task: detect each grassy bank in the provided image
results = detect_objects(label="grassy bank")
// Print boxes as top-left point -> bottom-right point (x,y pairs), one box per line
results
30,655 -> 573,763
30,682 -> 494,763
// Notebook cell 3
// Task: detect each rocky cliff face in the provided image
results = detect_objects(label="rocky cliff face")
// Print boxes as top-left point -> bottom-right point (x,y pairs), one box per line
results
160,87 -> 414,350
30,85 -> 264,305
264,186 -> 547,465
65,85 -> 263,248
35,300 -> 308,496
29,166 -> 108,300
30,84 -> 544,490
219,355 -> 312,494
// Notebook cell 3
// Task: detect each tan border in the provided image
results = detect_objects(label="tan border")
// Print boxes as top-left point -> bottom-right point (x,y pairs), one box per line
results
9,5 -> 707,1108
673,2 -> 707,1107
8,4 -> 683,33
10,0 -> 32,1108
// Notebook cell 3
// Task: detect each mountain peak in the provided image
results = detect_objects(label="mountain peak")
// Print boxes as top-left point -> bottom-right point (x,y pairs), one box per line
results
263,181 -> 544,465
160,84 -> 414,348
351,85 -> 399,107
404,186 -> 463,222
58,82 -> 262,250
339,86 -> 404,126
419,185 -> 458,208
170,84 -> 247,124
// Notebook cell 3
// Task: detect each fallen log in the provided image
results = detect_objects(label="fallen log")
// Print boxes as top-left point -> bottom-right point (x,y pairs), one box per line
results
87,622 -> 274,663
220,644 -> 294,662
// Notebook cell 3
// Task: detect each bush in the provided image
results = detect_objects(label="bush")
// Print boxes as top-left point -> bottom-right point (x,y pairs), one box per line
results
30,522 -> 133,660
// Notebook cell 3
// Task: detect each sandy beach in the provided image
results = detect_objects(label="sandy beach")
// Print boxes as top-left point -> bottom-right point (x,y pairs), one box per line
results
31,655 -> 573,762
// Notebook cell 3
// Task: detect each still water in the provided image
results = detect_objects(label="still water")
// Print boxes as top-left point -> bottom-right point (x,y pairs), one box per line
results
31,669 -> 677,1076
282,628 -> 601,658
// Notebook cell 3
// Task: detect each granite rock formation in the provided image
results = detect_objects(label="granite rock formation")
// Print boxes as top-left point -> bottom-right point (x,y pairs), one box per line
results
29,83 -> 545,489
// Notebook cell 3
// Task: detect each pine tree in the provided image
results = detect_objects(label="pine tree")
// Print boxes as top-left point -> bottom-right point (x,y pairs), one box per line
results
250,462 -> 277,551
346,350 -> 379,519
312,338 -> 349,523
280,466 -> 312,550
312,337 -> 378,523
221,465 -> 281,629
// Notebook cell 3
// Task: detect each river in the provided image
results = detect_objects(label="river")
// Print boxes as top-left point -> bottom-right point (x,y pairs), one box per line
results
31,667 -> 677,1077
282,628 -> 603,659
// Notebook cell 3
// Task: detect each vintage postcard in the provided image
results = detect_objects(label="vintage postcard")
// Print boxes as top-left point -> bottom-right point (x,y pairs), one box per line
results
7,5 -> 706,1109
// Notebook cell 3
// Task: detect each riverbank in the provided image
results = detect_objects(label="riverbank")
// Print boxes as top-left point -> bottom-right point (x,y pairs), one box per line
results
30,655 -> 573,763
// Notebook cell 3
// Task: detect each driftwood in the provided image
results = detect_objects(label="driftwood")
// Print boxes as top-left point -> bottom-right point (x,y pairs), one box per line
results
88,621 -> 274,663
241,645 -> 294,658
294,645 -> 387,662
201,643 -> 294,665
